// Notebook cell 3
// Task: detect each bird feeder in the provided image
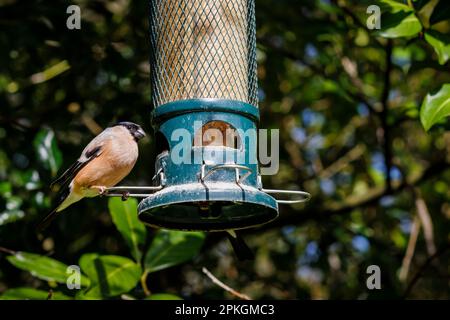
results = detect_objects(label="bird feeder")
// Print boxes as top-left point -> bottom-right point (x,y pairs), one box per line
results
106,0 -> 310,231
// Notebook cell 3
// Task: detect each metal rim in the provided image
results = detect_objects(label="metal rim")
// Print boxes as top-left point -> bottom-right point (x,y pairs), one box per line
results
151,98 -> 260,124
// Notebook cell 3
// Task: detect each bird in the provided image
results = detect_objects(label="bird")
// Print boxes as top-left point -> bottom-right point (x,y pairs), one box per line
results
37,121 -> 146,231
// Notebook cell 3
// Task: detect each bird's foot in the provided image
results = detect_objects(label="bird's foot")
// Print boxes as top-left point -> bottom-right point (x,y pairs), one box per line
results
91,185 -> 107,196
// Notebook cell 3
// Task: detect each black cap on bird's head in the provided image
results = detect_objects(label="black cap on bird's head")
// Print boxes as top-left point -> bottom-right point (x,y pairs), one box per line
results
116,121 -> 146,141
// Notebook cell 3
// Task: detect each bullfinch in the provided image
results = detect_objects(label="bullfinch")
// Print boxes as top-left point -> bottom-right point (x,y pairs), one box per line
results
37,121 -> 146,231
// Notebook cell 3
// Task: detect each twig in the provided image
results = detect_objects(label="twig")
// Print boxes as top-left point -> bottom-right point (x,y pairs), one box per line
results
202,267 -> 251,300
399,216 -> 420,282
81,114 -> 103,135
256,159 -> 449,231
414,191 -> 436,255
318,144 -> 366,180
340,57 -> 379,115
140,270 -> 151,297
0,246 -> 16,255
402,245 -> 449,299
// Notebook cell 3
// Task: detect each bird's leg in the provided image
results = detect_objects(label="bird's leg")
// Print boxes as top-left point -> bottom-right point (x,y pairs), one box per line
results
90,185 -> 108,196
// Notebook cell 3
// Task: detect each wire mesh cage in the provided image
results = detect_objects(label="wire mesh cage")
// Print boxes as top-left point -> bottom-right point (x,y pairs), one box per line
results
149,0 -> 258,108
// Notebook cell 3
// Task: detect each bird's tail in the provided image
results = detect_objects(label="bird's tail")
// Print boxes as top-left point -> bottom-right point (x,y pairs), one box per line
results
36,187 -> 79,232
36,208 -> 60,232
226,230 -> 254,261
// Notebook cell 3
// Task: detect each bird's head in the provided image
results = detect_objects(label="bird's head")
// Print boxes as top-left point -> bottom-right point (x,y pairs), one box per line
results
116,121 -> 146,141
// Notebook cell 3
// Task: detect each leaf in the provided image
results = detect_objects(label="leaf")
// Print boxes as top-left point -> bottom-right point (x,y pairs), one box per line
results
420,83 -> 450,131
0,195 -> 25,226
380,0 -> 412,12
7,251 -> 89,286
378,11 -> 422,38
429,0 -> 450,25
0,288 -> 71,300
145,293 -> 183,300
144,230 -> 205,273
79,254 -> 141,298
23,170 -> 42,190
377,1 -> 422,38
0,207 -> 25,226
33,128 -> 62,177
0,181 -> 12,197
425,30 -> 450,65
108,197 -> 146,261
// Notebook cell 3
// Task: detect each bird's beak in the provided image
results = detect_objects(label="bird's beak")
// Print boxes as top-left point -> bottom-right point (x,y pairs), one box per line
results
135,128 -> 146,140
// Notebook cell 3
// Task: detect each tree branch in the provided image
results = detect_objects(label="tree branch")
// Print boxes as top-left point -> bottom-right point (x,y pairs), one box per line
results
202,267 -> 251,300
402,245 -> 449,299
380,40 -> 393,192
259,159 -> 449,231
414,190 -> 436,256
399,215 -> 420,282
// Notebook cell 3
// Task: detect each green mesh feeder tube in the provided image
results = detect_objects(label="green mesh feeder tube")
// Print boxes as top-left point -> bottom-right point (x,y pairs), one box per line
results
106,0 -> 310,231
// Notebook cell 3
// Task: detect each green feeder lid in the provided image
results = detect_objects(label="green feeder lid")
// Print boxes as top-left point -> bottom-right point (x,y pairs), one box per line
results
137,182 -> 278,232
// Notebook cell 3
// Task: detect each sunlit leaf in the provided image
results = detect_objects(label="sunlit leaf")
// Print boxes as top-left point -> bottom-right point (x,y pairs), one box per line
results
425,30 -> 450,65
108,197 -> 146,261
33,128 -> 62,177
420,83 -> 450,131
144,230 -> 205,273
0,288 -> 71,300
79,254 -> 141,298
7,251 -> 90,286
377,0 -> 422,38
380,0 -> 412,12
378,12 -> 422,38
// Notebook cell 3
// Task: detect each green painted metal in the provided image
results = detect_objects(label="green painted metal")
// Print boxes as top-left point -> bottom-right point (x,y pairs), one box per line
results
152,99 -> 260,125
138,99 -> 278,231
138,183 -> 278,231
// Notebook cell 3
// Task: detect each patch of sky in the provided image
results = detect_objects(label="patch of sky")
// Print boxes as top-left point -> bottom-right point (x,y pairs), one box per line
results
351,235 -> 370,253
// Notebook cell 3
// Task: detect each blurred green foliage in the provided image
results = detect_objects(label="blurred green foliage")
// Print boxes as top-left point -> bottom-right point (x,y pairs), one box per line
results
1,198 -> 197,299
0,0 -> 449,299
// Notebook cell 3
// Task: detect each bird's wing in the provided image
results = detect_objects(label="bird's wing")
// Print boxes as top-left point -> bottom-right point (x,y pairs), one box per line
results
50,145 -> 103,189
39,130 -> 114,232
50,129 -> 112,189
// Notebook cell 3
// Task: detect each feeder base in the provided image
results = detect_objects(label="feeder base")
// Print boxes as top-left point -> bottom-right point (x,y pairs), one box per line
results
138,182 -> 278,231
